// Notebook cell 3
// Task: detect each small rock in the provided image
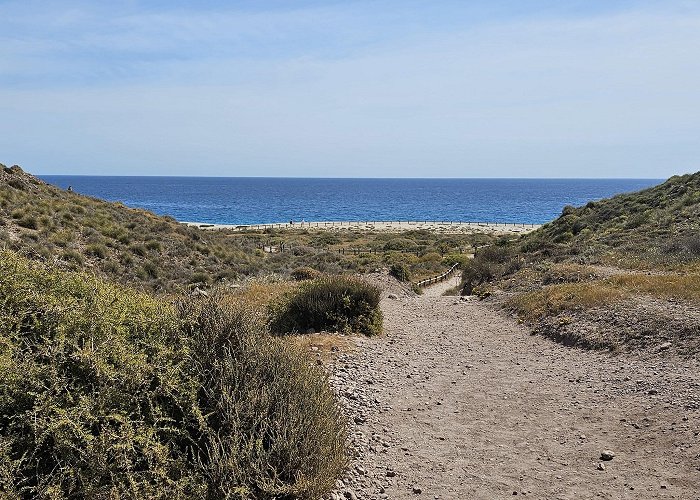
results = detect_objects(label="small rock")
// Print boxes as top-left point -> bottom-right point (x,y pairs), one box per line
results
386,470 -> 396,478
600,450 -> 615,461
597,462 -> 606,471
412,486 -> 423,494
388,293 -> 399,300
658,342 -> 672,351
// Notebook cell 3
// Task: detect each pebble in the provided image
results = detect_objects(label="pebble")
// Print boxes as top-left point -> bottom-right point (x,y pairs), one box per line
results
600,450 -> 615,461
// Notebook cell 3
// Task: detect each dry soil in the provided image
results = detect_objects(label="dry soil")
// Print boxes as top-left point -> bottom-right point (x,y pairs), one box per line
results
327,276 -> 700,500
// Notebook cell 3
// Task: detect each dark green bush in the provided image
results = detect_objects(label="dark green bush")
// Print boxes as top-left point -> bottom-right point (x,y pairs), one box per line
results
461,246 -> 520,295
0,251 -> 347,499
129,243 -> 147,256
16,216 -> 38,230
271,276 -> 382,336
389,263 -> 411,282
86,243 -> 108,259
383,238 -> 417,252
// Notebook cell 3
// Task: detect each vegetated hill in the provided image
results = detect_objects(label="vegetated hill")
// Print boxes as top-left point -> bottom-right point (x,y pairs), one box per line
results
0,164 -> 484,291
0,164 -> 260,291
519,172 -> 700,267
461,172 -> 700,354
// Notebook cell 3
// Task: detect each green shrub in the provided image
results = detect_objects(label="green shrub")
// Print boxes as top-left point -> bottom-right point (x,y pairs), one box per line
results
291,266 -> 322,281
178,297 -> 348,499
0,251 -> 347,498
271,276 -> 382,336
383,238 -> 417,252
16,215 -> 38,230
130,243 -> 147,256
61,249 -> 84,265
86,243 -> 108,259
389,263 -> 411,282
145,240 -> 162,251
188,271 -> 210,285
461,246 -> 520,295
443,253 -> 471,268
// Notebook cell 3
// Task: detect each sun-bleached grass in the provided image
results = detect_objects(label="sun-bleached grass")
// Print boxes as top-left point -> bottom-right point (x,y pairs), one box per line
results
507,282 -> 625,322
508,272 -> 700,325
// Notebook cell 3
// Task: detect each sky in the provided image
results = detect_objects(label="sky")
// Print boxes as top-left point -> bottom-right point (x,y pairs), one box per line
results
1,0 -> 699,178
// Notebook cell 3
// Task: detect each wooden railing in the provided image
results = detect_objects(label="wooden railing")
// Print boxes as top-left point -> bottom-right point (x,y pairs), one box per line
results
415,263 -> 461,288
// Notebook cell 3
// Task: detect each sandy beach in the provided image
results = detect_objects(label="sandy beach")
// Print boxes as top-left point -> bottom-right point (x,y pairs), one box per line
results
182,220 -> 542,234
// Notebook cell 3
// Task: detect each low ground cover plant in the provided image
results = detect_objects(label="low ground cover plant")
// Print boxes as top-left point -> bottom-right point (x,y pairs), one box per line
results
0,251 -> 347,499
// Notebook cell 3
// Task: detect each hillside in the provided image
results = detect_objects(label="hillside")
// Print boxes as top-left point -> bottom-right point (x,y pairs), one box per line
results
519,172 -> 700,266
0,165 -> 254,291
462,172 -> 700,354
0,165 -> 486,291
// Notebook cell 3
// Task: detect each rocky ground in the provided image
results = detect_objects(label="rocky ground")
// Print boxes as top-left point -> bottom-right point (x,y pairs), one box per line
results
325,275 -> 700,499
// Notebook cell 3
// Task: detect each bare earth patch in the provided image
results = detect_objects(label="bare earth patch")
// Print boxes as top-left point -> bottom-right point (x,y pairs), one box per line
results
327,279 -> 700,499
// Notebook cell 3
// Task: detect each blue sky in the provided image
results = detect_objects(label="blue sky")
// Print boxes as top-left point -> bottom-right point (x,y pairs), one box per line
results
1,0 -> 698,177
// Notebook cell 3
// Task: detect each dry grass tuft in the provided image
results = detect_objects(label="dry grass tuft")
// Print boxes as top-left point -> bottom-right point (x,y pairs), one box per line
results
507,282 -> 625,322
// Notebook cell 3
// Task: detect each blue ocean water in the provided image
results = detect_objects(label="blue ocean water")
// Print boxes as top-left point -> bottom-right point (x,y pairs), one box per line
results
39,177 -> 662,225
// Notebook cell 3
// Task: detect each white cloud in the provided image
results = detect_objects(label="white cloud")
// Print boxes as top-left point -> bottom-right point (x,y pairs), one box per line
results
0,1 -> 699,177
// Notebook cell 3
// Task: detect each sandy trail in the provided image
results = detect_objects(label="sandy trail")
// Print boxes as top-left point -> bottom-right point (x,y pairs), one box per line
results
329,282 -> 700,499
418,274 -> 461,298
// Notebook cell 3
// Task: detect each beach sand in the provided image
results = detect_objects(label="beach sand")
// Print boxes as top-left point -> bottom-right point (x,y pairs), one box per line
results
182,220 -> 541,235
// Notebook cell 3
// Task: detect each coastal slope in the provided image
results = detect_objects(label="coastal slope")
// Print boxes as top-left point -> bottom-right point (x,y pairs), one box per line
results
461,171 -> 700,353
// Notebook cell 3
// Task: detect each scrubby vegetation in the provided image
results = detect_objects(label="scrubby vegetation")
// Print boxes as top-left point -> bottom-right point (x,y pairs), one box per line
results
389,263 -> 411,282
461,172 -> 700,353
0,250 -> 347,498
0,165 -> 487,291
517,172 -> 700,267
270,276 -> 383,336
0,163 -> 490,496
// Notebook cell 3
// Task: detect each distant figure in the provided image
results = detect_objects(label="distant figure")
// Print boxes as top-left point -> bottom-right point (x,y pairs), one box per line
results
67,185 -> 72,192
290,219 -> 294,226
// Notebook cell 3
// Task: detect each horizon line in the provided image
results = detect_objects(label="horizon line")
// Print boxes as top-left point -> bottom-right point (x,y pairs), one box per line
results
36,174 -> 666,180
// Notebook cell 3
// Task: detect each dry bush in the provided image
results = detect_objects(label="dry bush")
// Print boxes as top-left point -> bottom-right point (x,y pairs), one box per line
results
507,282 -> 625,323
0,251 -> 347,499
608,273 -> 700,303
290,266 -> 322,281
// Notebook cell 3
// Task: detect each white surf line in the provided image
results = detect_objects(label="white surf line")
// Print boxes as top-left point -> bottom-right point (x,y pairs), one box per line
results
181,220 -> 542,233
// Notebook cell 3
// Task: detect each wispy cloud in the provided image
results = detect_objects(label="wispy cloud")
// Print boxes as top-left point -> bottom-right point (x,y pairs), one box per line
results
0,1 -> 699,176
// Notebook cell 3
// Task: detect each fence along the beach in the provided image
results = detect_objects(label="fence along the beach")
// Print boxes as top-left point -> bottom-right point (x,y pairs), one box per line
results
258,244 -> 470,255
213,220 -> 541,231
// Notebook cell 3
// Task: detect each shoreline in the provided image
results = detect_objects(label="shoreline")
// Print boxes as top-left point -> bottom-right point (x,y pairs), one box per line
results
182,220 -> 542,234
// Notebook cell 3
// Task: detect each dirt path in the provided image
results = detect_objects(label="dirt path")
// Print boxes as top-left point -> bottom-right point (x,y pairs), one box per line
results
328,281 -> 700,500
418,274 -> 461,298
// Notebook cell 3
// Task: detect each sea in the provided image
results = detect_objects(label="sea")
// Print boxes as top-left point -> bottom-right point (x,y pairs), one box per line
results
39,177 -> 662,226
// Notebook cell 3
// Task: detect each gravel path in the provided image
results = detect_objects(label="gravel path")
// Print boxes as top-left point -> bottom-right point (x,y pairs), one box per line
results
328,281 -> 700,499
